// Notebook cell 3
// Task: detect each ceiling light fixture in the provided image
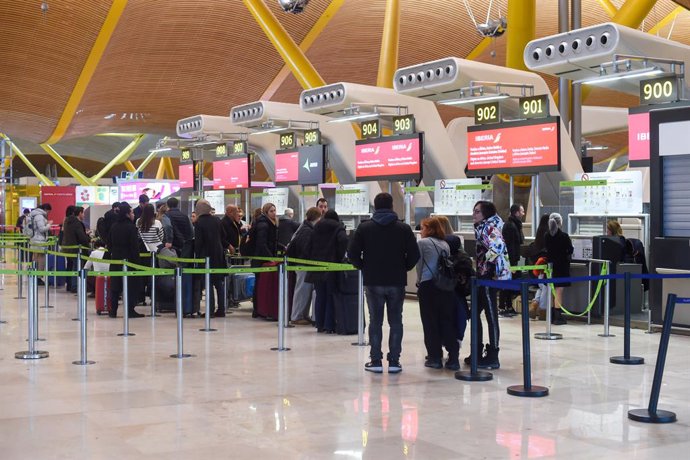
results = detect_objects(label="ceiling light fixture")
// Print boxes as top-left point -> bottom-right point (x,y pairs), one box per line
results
437,93 -> 510,106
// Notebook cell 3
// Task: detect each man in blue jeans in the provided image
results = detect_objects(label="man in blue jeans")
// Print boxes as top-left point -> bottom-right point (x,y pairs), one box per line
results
348,193 -> 420,374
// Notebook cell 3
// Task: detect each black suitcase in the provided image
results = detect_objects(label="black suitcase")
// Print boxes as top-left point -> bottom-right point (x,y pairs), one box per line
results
334,270 -> 362,335
156,274 -> 176,312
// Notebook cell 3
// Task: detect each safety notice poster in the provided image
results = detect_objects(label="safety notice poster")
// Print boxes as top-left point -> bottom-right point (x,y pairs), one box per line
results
434,178 -> 483,215
572,171 -> 643,215
335,183 -> 370,216
262,187 -> 289,215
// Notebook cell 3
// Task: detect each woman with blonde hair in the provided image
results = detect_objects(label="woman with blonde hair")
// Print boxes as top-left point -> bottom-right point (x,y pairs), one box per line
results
544,212 -> 573,325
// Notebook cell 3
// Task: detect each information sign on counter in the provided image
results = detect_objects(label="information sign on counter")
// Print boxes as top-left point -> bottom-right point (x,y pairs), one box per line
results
434,178 -> 483,215
203,190 -> 225,214
335,183 -> 370,216
261,187 -> 289,215
570,171 -> 643,215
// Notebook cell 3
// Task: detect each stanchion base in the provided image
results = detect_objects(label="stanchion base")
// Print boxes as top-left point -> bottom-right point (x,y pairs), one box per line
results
0,320 -> 7,324
169,353 -> 194,359
270,347 -> 291,351
71,318 -> 80,321
598,333 -> 616,337
147,314 -> 161,317
72,360 -> 95,365
610,356 -> 644,365
285,324 -> 295,329
455,370 -> 493,381
15,350 -> 49,359
117,333 -> 135,337
199,328 -> 217,332
507,385 -> 549,397
40,305 -> 55,309
351,342 -> 368,346
628,408 -> 676,424
14,296 -> 26,299
27,338 -> 46,342
534,332 -> 563,340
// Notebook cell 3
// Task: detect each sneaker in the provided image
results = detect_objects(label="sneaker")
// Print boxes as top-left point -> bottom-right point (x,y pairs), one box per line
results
388,361 -> 402,374
292,319 -> 311,326
365,360 -> 383,373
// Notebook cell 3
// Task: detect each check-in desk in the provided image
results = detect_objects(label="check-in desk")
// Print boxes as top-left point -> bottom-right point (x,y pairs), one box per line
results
561,262 -> 590,314
656,268 -> 690,328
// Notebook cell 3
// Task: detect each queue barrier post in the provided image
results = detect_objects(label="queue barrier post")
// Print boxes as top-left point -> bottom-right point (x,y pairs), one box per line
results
15,272 -> 49,360
15,242 -> 25,300
149,251 -> 160,317
351,269 -> 367,347
535,264 -> 562,341
508,282 -> 549,397
200,257 -> 216,332
41,248 -> 54,309
33,266 -> 45,342
282,256 -> 293,329
171,267 -> 193,358
72,248 -> 82,321
271,262 -> 290,352
598,261 -> 615,338
628,294 -> 679,424
455,278 -> 493,382
610,271 -> 644,365
117,262 -> 135,337
73,269 -> 95,365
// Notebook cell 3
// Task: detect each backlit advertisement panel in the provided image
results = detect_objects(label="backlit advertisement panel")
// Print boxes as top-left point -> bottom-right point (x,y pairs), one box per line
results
275,149 -> 299,185
467,117 -> 561,176
212,155 -> 250,190
355,133 -> 423,182
119,181 -> 180,203
628,108 -> 650,166
179,164 -> 194,189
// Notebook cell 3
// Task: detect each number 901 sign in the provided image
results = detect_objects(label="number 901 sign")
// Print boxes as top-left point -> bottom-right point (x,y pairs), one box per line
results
640,76 -> 679,105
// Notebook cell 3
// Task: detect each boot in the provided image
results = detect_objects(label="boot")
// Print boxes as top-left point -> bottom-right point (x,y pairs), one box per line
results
478,345 -> 500,370
464,343 -> 483,365
214,308 -> 225,318
551,307 -> 567,325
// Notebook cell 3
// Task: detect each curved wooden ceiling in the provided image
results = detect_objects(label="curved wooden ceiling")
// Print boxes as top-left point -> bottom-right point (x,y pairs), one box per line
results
0,0 -> 688,163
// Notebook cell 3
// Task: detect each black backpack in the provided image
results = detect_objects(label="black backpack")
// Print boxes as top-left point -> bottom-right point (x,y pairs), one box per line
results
423,240 -> 457,292
241,224 -> 258,257
452,248 -> 476,297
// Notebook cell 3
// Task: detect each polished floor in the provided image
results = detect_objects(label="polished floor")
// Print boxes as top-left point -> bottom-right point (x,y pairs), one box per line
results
0,274 -> 689,459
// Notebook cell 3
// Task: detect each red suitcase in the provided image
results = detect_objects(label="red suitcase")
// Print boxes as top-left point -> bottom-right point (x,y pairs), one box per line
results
254,262 -> 294,320
95,276 -> 111,315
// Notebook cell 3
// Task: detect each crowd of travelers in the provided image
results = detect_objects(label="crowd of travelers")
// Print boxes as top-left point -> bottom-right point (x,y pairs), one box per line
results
18,191 -> 579,376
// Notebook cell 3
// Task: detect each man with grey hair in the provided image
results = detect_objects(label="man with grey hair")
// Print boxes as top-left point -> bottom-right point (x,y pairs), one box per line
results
278,207 -> 300,249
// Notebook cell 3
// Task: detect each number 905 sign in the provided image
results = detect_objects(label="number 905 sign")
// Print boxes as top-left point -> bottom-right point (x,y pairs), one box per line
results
640,76 -> 679,105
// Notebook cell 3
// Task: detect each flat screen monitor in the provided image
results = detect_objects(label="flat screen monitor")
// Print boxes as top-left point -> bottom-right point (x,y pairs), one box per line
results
297,144 -> 326,186
275,149 -> 299,185
212,155 -> 250,190
179,164 -> 194,189
355,133 -> 423,182
466,117 -> 561,176
628,107 -> 650,166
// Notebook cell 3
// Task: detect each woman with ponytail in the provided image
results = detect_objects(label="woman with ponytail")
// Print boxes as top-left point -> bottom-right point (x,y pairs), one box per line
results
544,212 -> 573,325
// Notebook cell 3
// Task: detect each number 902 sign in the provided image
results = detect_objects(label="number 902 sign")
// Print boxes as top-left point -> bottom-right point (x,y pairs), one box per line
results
640,76 -> 679,105
474,102 -> 501,125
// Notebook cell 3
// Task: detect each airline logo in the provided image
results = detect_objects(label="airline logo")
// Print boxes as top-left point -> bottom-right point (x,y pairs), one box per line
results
355,135 -> 422,180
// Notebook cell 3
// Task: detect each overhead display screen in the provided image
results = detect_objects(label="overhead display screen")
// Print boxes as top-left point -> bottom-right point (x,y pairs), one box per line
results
628,107 -> 650,166
297,144 -> 326,186
179,164 -> 194,189
212,155 -> 250,190
355,133 -> 424,182
466,117 -> 561,176
275,149 -> 299,185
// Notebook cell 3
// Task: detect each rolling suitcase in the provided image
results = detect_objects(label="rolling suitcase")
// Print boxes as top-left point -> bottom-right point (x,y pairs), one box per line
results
254,262 -> 279,319
95,276 -> 111,315
334,270 -> 361,335
156,274 -> 176,312
228,273 -> 255,304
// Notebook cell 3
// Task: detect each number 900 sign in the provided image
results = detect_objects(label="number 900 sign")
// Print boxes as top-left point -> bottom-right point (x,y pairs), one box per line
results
640,76 -> 678,105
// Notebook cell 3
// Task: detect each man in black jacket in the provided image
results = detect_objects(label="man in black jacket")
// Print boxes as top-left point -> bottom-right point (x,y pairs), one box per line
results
166,197 -> 194,257
277,208 -> 300,250
194,199 -> 227,317
61,206 -> 92,292
286,207 -> 321,325
348,193 -> 420,374
500,203 -> 525,316
107,203 -> 144,318
220,204 -> 243,255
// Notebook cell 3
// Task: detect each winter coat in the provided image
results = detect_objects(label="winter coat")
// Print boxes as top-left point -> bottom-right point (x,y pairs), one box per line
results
166,208 -> 194,253
61,215 -> 91,253
251,214 -> 279,267
305,217 -> 348,283
502,215 -> 524,266
277,216 -> 300,249
220,215 -> 243,251
286,220 -> 316,259
545,229 -> 573,280
347,208 -> 420,287
474,214 -> 511,280
28,208 -> 51,244
194,214 -> 227,269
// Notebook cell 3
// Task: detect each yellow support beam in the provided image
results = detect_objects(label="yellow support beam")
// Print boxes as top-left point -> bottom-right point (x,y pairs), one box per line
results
597,0 -> 618,18
612,0 -> 658,28
0,135 -> 54,186
649,6 -> 685,35
161,157 -> 175,180
133,150 -> 158,176
466,37 -> 493,61
505,0 -> 536,71
90,134 -> 145,182
376,0 -> 401,88
261,0 -> 345,100
155,158 -> 166,179
243,0 -> 326,90
40,144 -> 93,185
42,0 -> 129,145
124,161 -> 136,172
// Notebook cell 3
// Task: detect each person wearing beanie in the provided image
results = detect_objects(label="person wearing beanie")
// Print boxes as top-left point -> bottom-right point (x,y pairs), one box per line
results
193,199 -> 227,317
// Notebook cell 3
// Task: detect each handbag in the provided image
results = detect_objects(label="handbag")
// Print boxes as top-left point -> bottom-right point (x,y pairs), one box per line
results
422,239 -> 457,292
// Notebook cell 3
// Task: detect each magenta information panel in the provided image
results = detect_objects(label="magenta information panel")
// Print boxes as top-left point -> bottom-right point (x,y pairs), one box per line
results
212,156 -> 250,190
179,164 -> 194,189
275,150 -> 299,185
628,111 -> 650,164
355,133 -> 423,182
